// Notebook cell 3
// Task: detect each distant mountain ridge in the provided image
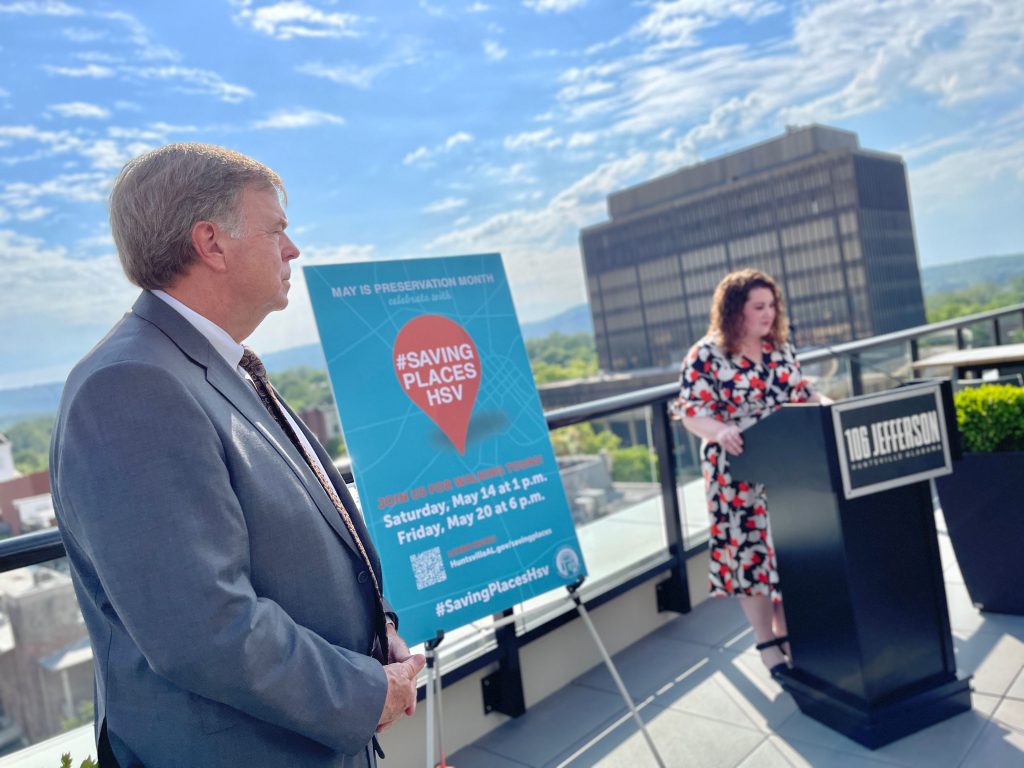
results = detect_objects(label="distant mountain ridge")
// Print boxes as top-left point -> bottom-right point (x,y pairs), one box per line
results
0,382 -> 63,428
519,304 -> 593,338
921,252 -> 1024,294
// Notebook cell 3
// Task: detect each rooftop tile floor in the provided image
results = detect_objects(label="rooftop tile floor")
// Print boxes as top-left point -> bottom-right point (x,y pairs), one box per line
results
450,513 -> 1024,767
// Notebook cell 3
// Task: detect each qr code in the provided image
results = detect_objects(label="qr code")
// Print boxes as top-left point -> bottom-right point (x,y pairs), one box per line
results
411,547 -> 447,590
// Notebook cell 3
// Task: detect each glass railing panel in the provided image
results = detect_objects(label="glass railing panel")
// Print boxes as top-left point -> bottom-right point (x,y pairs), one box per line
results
961,321 -> 995,348
915,328 -> 960,362
858,342 -> 913,394
515,407 -> 668,632
0,558 -> 94,761
802,355 -> 852,400
997,311 -> 1024,344
669,419 -> 707,550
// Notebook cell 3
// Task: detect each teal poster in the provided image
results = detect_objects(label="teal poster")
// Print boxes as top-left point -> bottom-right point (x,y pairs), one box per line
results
304,253 -> 586,644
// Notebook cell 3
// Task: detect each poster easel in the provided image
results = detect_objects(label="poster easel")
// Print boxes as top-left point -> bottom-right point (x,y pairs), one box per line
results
424,578 -> 665,768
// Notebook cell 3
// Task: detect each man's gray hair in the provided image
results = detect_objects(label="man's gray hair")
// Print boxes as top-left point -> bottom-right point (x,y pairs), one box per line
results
109,143 -> 286,289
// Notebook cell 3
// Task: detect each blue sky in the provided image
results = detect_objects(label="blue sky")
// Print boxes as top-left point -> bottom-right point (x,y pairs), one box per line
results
1,0 -> 1022,388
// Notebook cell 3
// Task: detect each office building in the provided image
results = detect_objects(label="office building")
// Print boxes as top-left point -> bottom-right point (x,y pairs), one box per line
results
580,124 -> 927,372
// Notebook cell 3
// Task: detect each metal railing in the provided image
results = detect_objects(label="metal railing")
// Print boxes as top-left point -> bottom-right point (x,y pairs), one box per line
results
1,301 -> 1022,722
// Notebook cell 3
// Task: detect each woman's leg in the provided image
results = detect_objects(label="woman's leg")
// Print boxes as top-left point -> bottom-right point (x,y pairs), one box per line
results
772,600 -> 791,656
739,594 -> 785,670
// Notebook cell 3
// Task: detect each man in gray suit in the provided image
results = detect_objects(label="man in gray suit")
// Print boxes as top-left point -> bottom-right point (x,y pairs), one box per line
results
50,143 -> 424,767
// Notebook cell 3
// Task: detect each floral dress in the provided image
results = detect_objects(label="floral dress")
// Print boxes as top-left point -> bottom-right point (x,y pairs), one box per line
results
672,336 -> 816,601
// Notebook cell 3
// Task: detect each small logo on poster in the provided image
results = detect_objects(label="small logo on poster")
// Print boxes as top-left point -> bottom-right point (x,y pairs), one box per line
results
555,546 -> 581,579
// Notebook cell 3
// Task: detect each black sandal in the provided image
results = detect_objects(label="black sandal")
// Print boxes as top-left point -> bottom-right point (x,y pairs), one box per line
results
755,637 -> 790,679
755,635 -> 791,656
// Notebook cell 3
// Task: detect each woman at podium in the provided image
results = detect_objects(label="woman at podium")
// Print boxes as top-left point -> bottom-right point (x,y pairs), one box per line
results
672,269 -> 831,678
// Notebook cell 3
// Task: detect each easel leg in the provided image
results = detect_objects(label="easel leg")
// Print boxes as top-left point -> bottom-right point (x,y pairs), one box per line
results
425,640 -> 435,768
567,579 -> 666,768
435,636 -> 450,767
425,630 -> 450,768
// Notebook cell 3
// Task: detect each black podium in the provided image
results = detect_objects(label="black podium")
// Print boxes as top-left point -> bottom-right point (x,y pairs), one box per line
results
729,380 -> 971,748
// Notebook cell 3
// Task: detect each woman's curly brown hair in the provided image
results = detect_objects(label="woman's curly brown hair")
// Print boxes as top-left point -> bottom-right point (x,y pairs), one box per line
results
708,269 -> 789,354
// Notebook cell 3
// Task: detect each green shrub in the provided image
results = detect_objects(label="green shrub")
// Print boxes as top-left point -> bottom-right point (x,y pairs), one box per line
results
611,445 -> 659,482
954,384 -> 1024,453
59,754 -> 97,768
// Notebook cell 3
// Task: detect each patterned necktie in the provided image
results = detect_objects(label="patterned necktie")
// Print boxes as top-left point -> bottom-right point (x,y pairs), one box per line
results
239,346 -> 388,664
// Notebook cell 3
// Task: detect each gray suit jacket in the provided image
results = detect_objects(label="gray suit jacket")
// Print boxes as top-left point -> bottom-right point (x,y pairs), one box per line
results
50,291 -> 389,767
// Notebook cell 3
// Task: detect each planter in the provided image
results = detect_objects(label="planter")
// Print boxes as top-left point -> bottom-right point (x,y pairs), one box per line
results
934,451 -> 1024,614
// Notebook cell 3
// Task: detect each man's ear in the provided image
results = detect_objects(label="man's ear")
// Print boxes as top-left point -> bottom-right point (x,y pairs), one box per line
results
191,220 -> 229,273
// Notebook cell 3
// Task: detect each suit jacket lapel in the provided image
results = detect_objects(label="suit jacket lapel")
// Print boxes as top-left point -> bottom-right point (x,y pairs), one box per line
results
131,291 -> 362,557
279,397 -> 382,577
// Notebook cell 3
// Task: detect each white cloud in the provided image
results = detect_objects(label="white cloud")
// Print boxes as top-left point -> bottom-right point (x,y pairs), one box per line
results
48,101 -> 110,119
76,231 -> 114,251
253,108 -> 345,129
631,1 -> 783,49
106,123 -> 193,141
101,10 -> 178,62
503,127 -> 562,151
548,0 -> 1024,150
403,131 -> 475,166
483,39 -> 507,61
444,132 -> 473,151
1,171 -> 112,208
423,153 -> 649,320
466,2 -> 490,12
910,125 -> 1024,213
0,124 -> 80,154
296,61 -> 383,90
62,27 -> 106,42
127,66 -> 253,103
422,197 -> 467,214
403,146 -> 431,166
75,50 -> 121,63
0,1 -> 82,16
15,205 -> 49,220
78,138 -> 154,170
567,131 -> 598,148
235,1 -> 364,40
418,1 -> 449,19
476,161 -> 537,186
296,41 -> 422,89
523,0 -> 587,13
0,228 -> 132,326
44,63 -> 115,78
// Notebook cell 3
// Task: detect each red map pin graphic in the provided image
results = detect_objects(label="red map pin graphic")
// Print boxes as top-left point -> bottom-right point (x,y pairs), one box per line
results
393,314 -> 482,454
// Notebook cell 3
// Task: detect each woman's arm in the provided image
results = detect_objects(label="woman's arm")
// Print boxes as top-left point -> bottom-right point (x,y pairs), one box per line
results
681,415 -> 744,455
806,392 -> 834,405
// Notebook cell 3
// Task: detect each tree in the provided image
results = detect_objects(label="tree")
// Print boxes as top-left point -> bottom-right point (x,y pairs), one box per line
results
611,445 -> 659,482
526,332 -> 598,384
549,422 -> 620,456
5,414 -> 55,474
926,278 -> 1024,326
60,699 -> 95,732
270,366 -> 335,411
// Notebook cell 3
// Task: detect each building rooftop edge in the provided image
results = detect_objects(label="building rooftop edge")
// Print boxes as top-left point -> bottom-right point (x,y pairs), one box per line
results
581,124 -> 905,234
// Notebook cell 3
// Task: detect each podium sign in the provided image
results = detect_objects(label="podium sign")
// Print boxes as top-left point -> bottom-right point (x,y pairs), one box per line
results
831,384 -> 953,499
